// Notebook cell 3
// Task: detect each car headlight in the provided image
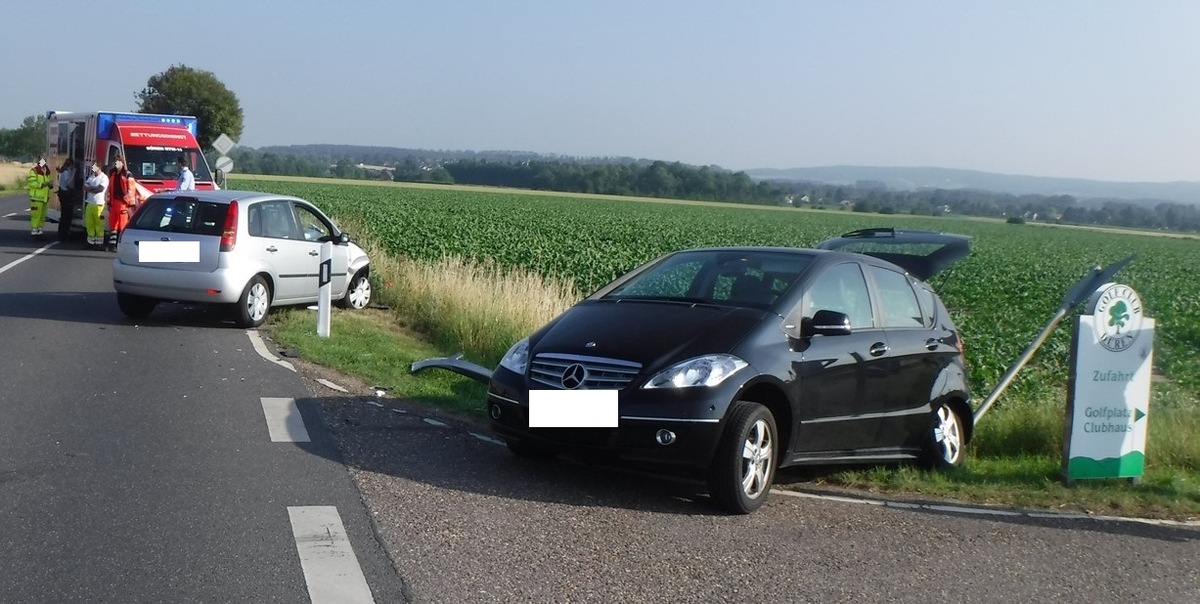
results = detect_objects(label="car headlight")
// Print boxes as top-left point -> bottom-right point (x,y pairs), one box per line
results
498,338 -> 531,375
643,354 -> 748,389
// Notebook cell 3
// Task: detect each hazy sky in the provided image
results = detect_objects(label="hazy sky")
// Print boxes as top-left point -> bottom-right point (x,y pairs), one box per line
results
4,1 -> 1197,182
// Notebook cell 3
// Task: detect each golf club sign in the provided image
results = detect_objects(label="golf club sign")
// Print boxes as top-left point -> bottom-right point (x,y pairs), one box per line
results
1064,282 -> 1155,483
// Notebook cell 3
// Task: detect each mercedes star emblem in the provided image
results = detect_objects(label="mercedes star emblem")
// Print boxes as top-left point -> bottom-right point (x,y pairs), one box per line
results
561,363 -> 588,389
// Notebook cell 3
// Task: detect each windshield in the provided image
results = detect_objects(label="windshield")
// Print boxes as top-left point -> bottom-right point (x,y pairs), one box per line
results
605,250 -> 813,310
123,146 -> 213,182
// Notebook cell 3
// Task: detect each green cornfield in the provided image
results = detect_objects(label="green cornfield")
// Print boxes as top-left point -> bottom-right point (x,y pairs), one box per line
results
231,178 -> 1200,405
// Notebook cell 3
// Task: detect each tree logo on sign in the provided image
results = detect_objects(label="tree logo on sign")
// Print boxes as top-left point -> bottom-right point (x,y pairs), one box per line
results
1092,284 -> 1143,352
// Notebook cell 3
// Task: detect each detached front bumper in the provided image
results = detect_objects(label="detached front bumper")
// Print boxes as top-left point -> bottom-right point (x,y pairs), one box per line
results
485,366 -> 731,469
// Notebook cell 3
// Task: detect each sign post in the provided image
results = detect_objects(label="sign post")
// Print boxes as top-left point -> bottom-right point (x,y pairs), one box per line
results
1063,283 -> 1154,484
317,241 -> 332,338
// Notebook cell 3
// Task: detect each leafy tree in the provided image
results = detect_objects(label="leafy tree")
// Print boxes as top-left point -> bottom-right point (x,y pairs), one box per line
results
135,64 -> 243,149
0,114 -> 48,160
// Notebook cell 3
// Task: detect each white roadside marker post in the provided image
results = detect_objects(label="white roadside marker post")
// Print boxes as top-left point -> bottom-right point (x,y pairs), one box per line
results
317,241 -> 332,337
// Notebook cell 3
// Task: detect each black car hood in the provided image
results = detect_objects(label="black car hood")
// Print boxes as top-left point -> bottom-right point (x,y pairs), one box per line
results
530,299 -> 765,370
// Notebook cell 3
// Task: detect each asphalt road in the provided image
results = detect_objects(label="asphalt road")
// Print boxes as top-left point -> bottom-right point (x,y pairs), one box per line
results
2,191 -> 1198,603
0,194 -> 408,602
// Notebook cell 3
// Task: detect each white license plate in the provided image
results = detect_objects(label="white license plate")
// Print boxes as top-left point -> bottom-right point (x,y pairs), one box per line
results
139,240 -> 200,263
528,390 -> 618,428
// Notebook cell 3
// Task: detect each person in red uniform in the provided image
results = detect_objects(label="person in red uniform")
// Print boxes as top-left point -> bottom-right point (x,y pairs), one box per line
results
106,155 -> 137,251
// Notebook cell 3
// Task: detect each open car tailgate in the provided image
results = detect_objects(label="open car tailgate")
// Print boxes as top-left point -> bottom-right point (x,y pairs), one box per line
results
816,227 -> 971,281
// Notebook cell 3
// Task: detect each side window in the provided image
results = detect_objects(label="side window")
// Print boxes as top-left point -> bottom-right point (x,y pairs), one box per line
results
253,201 -> 299,239
293,203 -> 332,242
870,266 -> 924,329
804,263 -> 874,329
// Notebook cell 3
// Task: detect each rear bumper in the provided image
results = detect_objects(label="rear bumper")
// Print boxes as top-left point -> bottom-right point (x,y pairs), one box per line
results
112,261 -> 249,304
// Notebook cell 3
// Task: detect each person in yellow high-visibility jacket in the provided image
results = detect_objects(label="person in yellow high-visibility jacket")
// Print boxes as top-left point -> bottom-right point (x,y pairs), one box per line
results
26,156 -> 54,238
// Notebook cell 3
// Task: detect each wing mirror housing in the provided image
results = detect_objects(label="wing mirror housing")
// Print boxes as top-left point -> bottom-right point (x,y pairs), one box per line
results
797,310 -> 852,337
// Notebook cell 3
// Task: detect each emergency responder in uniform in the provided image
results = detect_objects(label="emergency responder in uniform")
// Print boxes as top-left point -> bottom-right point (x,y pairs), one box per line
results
106,155 -> 136,252
26,156 -> 53,238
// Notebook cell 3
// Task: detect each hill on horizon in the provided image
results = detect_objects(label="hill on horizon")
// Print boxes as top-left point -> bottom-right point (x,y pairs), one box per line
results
745,165 -> 1200,205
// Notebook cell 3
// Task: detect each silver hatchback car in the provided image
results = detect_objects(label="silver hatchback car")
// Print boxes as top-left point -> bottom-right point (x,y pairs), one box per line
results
112,189 -> 371,327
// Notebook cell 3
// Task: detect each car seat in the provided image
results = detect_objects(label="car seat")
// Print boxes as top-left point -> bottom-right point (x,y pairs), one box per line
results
729,274 -> 775,306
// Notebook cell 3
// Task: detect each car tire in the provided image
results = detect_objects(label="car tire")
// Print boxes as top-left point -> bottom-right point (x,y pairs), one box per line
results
338,269 -> 371,310
235,275 -> 272,328
116,292 -> 157,319
505,439 -> 556,460
923,401 -> 966,469
708,401 -> 777,514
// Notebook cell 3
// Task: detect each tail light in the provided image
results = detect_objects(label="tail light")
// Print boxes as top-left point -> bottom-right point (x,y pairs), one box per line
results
956,335 -> 965,355
220,200 -> 238,252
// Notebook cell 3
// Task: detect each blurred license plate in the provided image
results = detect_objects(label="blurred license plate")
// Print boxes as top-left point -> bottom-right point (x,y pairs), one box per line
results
528,390 -> 618,428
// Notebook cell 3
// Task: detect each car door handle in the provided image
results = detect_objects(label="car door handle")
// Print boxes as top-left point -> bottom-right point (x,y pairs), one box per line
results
266,246 -> 278,253
926,338 -> 940,351
309,250 -> 320,256
869,342 -> 889,357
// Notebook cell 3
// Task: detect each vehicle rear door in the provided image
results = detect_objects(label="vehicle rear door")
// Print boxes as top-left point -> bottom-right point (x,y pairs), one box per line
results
865,264 -> 943,448
245,200 -> 314,303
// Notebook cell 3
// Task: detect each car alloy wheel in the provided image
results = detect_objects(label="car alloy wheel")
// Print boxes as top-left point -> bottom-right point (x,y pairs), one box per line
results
339,271 -> 371,310
927,402 -> 965,468
708,401 -> 777,514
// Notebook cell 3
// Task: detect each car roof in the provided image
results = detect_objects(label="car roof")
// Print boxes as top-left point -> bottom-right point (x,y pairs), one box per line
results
146,189 -> 304,205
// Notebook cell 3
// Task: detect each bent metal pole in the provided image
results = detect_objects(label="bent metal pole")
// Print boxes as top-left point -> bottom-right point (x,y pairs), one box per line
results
972,255 -> 1134,424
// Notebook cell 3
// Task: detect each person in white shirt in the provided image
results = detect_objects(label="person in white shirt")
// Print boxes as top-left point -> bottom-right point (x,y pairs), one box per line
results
83,162 -> 109,249
176,156 -> 196,191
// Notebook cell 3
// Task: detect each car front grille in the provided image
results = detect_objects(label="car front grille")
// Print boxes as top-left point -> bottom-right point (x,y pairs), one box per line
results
529,353 -> 642,390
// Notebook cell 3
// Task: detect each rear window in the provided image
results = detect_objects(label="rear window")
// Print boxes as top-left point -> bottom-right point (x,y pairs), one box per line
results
130,197 -> 228,236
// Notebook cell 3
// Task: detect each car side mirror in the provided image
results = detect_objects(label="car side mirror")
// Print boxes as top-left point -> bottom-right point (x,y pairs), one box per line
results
801,310 -> 852,337
338,232 -> 350,244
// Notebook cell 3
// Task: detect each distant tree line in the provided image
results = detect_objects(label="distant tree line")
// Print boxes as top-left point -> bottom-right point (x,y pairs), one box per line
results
0,115 -> 46,161
781,180 -> 1200,232
215,146 -> 1200,233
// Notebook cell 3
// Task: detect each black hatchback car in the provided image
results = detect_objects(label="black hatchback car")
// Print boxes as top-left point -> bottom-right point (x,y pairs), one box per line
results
481,228 -> 973,513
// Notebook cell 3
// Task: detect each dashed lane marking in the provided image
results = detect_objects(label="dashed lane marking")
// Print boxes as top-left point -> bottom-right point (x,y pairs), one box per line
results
0,240 -> 56,276
423,418 -> 448,428
260,397 -> 311,442
247,330 -> 296,372
288,506 -> 375,604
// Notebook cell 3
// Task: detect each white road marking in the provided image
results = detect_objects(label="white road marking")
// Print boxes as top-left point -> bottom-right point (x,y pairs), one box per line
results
391,408 -> 407,415
260,397 -> 311,442
316,378 -> 348,392
246,330 -> 296,372
773,489 -> 1200,526
287,506 -> 375,604
2,212 -> 17,217
0,241 -> 56,277
423,418 -> 448,428
365,401 -> 383,408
